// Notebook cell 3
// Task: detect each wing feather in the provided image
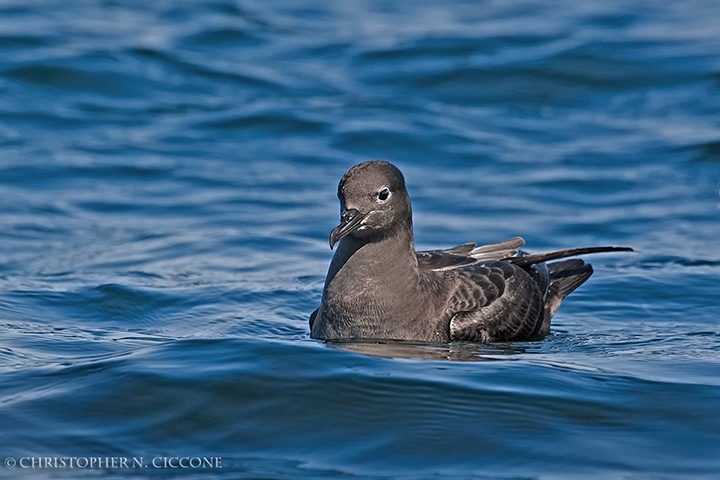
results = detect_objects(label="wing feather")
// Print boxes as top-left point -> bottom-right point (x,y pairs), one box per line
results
417,237 -> 525,271
447,262 -> 544,342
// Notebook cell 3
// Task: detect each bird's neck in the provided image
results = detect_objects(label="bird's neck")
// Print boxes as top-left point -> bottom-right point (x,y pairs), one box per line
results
325,224 -> 418,290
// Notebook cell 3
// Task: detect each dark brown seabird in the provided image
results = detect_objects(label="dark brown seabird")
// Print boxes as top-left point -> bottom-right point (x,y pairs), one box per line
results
309,161 -> 632,343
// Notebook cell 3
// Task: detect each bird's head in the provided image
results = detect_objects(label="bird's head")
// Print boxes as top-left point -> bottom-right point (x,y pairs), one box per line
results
330,160 -> 412,249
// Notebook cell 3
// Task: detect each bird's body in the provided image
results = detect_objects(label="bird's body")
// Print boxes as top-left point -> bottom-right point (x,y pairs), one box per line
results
310,161 -> 631,343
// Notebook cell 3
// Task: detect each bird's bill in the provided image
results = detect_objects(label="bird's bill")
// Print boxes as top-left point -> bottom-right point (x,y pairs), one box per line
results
329,209 -> 367,249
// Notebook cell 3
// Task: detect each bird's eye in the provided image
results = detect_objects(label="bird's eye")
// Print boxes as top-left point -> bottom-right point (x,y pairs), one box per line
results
378,188 -> 390,201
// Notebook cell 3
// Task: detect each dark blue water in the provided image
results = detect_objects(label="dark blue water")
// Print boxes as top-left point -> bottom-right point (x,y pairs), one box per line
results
1,1 -> 719,478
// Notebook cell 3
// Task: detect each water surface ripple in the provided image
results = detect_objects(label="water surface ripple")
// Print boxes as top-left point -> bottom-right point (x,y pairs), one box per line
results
1,1 -> 719,479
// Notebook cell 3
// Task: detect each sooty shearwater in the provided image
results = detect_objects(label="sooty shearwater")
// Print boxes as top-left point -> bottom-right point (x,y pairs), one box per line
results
309,161 -> 632,343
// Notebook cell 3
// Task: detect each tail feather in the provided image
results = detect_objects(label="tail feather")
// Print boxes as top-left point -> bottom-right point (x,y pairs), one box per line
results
511,244 -> 632,335
508,246 -> 633,267
544,259 -> 594,318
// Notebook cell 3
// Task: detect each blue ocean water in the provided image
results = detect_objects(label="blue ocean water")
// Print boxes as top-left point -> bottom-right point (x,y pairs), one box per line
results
1,0 -> 719,478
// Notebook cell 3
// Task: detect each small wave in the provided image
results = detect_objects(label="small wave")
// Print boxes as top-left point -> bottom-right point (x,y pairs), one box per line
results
184,27 -> 263,47
0,34 -> 49,49
199,112 -> 327,134
130,47 -> 281,90
4,64 -> 136,96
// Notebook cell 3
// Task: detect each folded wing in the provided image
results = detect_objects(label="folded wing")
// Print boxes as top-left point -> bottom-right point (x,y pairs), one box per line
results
417,236 -> 525,271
